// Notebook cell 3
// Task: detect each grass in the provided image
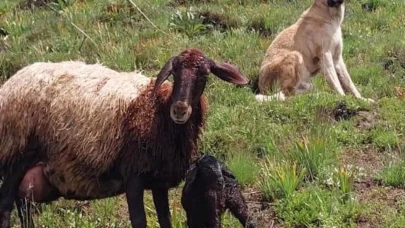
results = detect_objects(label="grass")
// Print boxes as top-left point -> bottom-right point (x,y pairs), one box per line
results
287,136 -> 336,182
226,151 -> 260,186
260,158 -> 306,201
376,161 -> 405,188
1,0 -> 405,227
275,186 -> 361,227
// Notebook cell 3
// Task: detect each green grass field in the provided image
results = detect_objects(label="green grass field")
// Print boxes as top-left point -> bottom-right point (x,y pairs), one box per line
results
1,0 -> 405,227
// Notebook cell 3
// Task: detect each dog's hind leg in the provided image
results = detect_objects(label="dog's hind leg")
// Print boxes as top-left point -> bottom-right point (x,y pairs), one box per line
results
256,57 -> 286,102
255,51 -> 304,102
257,60 -> 279,96
278,51 -> 302,97
295,60 -> 313,95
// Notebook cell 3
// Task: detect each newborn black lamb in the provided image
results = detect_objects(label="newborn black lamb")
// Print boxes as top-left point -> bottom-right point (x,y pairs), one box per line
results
181,155 -> 256,228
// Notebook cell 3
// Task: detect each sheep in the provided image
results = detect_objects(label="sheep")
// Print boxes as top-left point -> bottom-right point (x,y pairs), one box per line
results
0,48 -> 250,228
181,155 -> 256,228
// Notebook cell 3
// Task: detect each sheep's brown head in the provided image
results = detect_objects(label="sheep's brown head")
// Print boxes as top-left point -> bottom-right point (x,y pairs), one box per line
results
153,48 -> 249,124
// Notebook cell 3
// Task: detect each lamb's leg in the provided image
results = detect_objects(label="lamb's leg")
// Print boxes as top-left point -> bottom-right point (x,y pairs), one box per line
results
152,187 -> 171,228
16,199 -> 34,228
16,200 -> 24,227
226,191 -> 255,228
126,176 -> 147,228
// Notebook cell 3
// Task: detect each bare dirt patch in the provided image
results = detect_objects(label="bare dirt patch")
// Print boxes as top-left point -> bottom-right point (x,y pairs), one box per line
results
332,102 -> 360,121
315,101 -> 377,130
340,143 -> 404,227
18,0 -> 53,9
341,146 -> 399,179
96,3 -> 142,26
243,188 -> 280,228
249,19 -> 272,37
18,0 -> 85,10
0,29 -> 9,55
361,3 -> 377,12
168,0 -> 212,7
382,47 -> 405,73
197,11 -> 238,33
331,101 -> 376,126
354,179 -> 405,227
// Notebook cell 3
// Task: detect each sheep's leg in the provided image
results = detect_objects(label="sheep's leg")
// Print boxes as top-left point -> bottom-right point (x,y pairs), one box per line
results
16,200 -> 24,227
126,176 -> 147,228
16,198 -> 34,228
0,163 -> 31,228
151,187 -> 171,228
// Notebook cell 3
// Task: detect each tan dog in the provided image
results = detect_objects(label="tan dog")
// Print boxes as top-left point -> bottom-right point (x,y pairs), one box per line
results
255,0 -> 374,103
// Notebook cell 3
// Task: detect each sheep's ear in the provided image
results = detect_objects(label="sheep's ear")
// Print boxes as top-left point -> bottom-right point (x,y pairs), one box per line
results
153,57 -> 175,93
185,164 -> 198,184
210,61 -> 250,85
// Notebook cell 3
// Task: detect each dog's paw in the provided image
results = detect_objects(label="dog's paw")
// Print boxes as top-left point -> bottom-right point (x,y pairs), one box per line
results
359,97 -> 375,103
255,92 -> 286,102
255,94 -> 270,102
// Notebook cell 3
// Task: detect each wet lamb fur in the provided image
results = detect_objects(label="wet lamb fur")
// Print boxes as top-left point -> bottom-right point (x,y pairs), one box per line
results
181,155 -> 256,228
0,48 -> 249,228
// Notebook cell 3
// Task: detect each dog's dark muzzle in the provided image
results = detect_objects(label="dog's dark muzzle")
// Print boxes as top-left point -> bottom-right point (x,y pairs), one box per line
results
327,0 -> 344,7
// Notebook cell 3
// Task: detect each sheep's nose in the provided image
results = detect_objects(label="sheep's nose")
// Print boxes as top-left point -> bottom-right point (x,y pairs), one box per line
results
170,101 -> 192,124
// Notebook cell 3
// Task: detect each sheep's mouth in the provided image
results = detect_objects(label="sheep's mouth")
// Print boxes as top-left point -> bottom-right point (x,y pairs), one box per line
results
170,103 -> 192,124
172,119 -> 188,124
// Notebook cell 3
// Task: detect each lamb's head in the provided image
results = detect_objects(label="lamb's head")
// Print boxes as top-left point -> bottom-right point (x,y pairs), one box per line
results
153,48 -> 249,124
185,155 -> 225,191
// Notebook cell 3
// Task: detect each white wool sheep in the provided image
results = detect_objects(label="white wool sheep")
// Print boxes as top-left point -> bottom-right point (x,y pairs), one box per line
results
0,48 -> 249,228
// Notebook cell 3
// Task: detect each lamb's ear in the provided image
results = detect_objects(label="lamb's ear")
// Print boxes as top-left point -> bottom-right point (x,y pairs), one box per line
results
153,56 -> 175,93
210,60 -> 250,85
221,164 -> 236,179
185,164 -> 198,184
